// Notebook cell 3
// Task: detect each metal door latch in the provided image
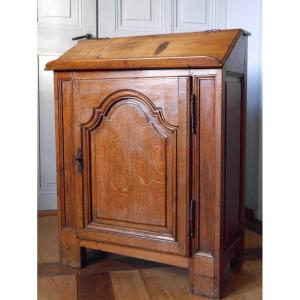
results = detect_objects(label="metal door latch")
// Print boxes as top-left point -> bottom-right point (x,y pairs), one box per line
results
74,150 -> 83,172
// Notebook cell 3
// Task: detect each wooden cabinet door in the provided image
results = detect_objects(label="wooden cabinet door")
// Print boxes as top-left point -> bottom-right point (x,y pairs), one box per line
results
73,72 -> 190,256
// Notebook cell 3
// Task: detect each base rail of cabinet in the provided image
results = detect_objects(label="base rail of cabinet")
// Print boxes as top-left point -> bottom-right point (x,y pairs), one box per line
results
79,239 -> 189,268
59,231 -> 243,299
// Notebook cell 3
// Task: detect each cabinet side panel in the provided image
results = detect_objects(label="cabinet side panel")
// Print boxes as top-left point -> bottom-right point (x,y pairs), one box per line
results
224,76 -> 242,250
222,34 -> 247,269
225,35 -> 247,74
55,73 -> 76,229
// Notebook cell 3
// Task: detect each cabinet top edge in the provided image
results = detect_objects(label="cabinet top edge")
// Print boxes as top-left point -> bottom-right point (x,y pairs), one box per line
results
46,29 -> 248,71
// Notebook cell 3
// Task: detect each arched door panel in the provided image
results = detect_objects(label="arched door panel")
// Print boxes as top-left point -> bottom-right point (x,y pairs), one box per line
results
73,76 -> 189,256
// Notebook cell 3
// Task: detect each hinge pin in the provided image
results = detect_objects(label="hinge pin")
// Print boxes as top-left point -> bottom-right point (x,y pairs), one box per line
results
189,199 -> 196,238
190,94 -> 196,134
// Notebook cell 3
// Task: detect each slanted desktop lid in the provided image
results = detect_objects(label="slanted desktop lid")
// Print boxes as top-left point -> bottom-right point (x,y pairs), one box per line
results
45,29 -> 249,71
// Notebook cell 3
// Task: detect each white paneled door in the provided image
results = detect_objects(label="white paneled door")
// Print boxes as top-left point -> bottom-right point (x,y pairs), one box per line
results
38,0 -> 96,210
98,0 -> 227,37
38,0 -> 228,210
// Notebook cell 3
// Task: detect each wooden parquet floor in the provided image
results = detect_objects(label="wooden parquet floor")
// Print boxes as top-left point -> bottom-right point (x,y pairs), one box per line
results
38,216 -> 262,300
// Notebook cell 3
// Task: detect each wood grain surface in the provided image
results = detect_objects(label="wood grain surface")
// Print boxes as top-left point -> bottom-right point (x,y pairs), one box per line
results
50,29 -> 249,298
70,72 -> 189,258
45,29 -> 248,70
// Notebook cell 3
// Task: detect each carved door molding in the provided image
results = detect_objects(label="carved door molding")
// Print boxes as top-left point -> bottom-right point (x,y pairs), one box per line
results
82,89 -> 177,237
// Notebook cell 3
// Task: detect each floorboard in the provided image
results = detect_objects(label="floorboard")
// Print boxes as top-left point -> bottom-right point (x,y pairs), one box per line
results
38,216 -> 262,299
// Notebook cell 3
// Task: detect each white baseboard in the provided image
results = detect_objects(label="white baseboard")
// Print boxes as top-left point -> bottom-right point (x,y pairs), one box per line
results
38,191 -> 57,210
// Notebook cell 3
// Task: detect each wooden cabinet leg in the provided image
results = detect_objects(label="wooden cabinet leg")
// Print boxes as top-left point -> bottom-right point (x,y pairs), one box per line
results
190,273 -> 220,299
189,253 -> 222,299
230,248 -> 244,271
60,229 -> 86,268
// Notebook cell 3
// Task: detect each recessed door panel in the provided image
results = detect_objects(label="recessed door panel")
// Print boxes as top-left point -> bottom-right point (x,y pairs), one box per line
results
91,102 -> 170,228
74,73 -> 189,255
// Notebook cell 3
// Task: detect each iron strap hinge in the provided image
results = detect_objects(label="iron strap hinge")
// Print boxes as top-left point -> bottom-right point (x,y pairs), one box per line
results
189,199 -> 196,239
190,93 -> 196,134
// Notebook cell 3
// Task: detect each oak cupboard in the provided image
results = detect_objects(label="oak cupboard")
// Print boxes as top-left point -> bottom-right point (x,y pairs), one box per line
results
46,29 -> 249,299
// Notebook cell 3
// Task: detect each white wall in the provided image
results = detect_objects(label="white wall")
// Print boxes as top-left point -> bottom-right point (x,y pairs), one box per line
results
227,0 -> 262,219
37,0 -> 96,210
